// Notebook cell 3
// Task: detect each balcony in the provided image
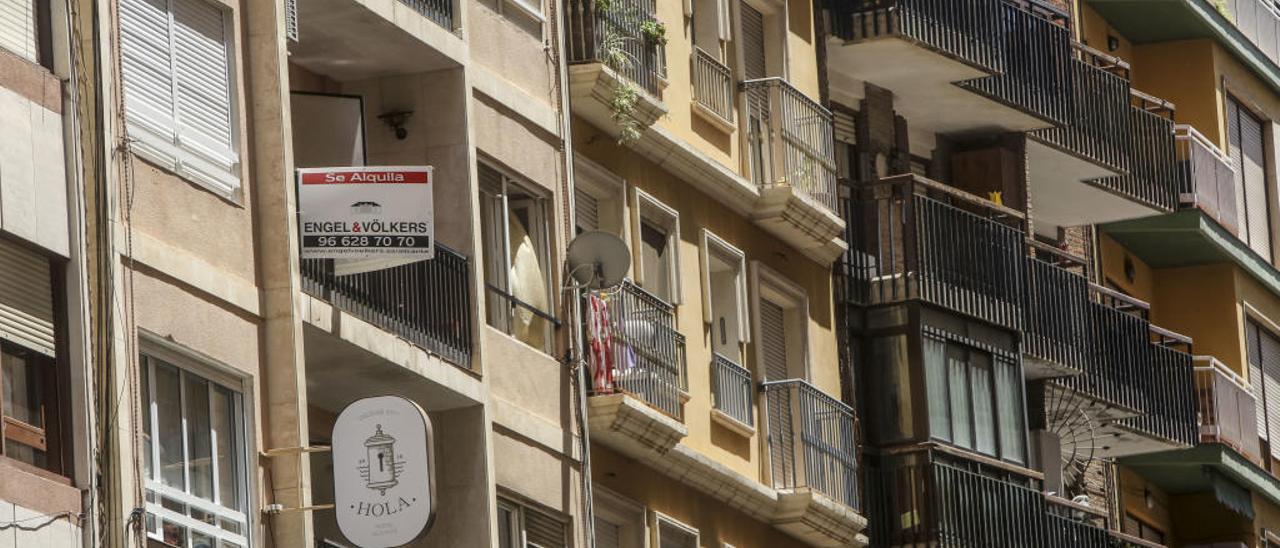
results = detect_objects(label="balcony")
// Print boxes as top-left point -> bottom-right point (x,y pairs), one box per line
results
300,244 -> 473,366
1195,356 -> 1262,463
865,448 -> 1118,547
1091,93 -> 1182,213
957,1 -> 1072,128
839,174 -> 1026,330
762,379 -> 860,510
565,0 -> 669,133
1045,286 -> 1198,458
742,77 -> 847,262
711,353 -> 754,431
289,0 -> 463,81
1023,242 -> 1091,379
1177,124 -> 1239,234
588,280 -> 687,420
692,47 -> 734,128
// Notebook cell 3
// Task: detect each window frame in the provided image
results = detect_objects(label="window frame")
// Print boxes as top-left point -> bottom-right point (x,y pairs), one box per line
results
631,189 -> 681,306
651,511 -> 699,548
593,486 -> 646,548
922,328 -> 1027,464
700,230 -> 749,359
573,157 -> 628,239
119,0 -> 244,200
750,261 -> 809,381
138,342 -> 252,548
480,161 -> 557,353
496,495 -> 568,548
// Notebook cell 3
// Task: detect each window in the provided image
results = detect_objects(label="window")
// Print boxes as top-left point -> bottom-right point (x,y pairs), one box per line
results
691,0 -> 730,57
119,0 -> 241,197
700,230 -> 748,361
140,353 -> 248,548
632,190 -> 680,305
574,158 -> 627,237
654,513 -> 698,548
0,238 -> 64,476
481,162 -> 555,354
1246,317 -> 1280,460
1122,514 -> 1165,544
1227,95 -> 1271,260
0,0 -> 48,64
593,487 -> 644,548
497,497 -> 567,548
753,263 -> 808,381
923,330 -> 1026,463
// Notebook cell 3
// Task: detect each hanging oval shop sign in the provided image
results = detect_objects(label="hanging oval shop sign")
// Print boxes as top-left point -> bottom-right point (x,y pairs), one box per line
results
333,395 -> 436,547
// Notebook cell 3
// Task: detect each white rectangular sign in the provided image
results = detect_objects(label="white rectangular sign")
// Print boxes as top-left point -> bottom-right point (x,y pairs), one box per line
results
298,166 -> 434,259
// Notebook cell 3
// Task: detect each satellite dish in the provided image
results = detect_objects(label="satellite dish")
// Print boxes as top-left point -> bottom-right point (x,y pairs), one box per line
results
567,231 -> 630,290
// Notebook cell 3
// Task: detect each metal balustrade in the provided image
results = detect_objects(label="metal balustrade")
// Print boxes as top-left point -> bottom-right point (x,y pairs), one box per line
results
1031,56 -> 1132,174
865,449 -> 1119,547
1195,356 -> 1262,462
761,379 -> 859,509
827,0 -> 1004,74
711,353 -> 752,426
1024,245 -> 1090,373
1177,124 -> 1239,234
1118,333 -> 1199,447
839,175 -> 1026,330
300,244 -> 473,366
959,1 -> 1073,125
564,0 -> 666,96
588,281 -> 687,419
1092,101 -> 1181,212
742,78 -> 839,213
1056,286 -> 1151,415
399,0 -> 454,30
692,47 -> 733,123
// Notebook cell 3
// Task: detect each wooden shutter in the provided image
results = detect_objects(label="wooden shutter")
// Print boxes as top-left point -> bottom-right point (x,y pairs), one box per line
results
594,518 -> 621,548
119,0 -> 178,150
575,189 -> 599,233
741,4 -> 766,81
0,239 -> 54,358
523,507 -> 566,548
172,0 -> 238,183
0,0 -> 37,62
760,299 -> 788,380
1241,105 -> 1271,261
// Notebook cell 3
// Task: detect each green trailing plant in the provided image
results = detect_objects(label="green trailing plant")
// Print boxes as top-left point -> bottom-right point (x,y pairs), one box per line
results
610,83 -> 643,144
639,20 -> 667,45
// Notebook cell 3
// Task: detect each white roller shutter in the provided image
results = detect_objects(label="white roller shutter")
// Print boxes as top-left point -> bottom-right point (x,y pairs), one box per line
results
523,507 -> 566,548
1262,329 -> 1280,460
1242,106 -> 1271,261
0,0 -> 36,62
172,0 -> 238,183
760,299 -> 788,380
0,239 -> 54,358
1249,322 -> 1268,442
120,0 -> 178,149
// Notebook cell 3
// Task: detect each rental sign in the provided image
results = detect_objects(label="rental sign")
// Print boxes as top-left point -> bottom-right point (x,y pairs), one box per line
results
298,167 -> 434,260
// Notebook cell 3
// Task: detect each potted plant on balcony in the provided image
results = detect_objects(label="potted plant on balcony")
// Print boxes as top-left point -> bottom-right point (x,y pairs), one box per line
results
639,20 -> 667,46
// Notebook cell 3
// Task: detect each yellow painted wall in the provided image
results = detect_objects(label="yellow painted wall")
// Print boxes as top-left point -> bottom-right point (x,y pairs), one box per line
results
1099,233 -> 1156,301
1132,40 -> 1221,148
1168,491 -> 1251,544
575,115 -> 843,485
1151,264 -> 1242,374
1079,4 -> 1134,63
593,445 -> 811,547
1117,466 -> 1175,541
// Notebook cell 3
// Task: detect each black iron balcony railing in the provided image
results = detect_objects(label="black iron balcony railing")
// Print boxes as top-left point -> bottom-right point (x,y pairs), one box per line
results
1092,95 -> 1181,213
300,244 -> 472,366
827,0 -> 1004,74
589,280 -> 687,419
1030,52 -> 1132,174
1023,241 -> 1090,373
958,1 -> 1072,125
400,0 -> 454,30
564,0 -> 666,96
692,47 -> 733,123
1195,356 -> 1262,463
1177,124 -> 1239,234
711,353 -> 753,426
1118,330 -> 1198,447
762,379 -> 859,509
866,448 -> 1116,547
839,175 -> 1026,330
1055,285 -> 1150,414
742,77 -> 839,213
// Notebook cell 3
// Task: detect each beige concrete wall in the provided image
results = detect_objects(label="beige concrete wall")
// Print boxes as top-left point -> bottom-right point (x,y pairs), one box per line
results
574,117 -> 841,483
468,0 -> 554,104
0,501 -> 83,548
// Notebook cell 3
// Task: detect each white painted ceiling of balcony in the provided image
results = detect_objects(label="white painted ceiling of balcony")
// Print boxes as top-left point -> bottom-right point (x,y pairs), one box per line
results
289,0 -> 464,82
825,37 -> 1057,138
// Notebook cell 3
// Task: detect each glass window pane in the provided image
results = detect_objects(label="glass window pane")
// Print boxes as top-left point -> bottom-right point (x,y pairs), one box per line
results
995,357 -> 1027,463
497,505 -> 515,548
142,360 -> 153,480
2,347 -> 45,428
162,520 -> 188,548
970,353 -> 996,456
211,385 -> 239,510
185,375 -> 214,501
155,363 -> 185,490
192,529 -> 215,548
923,336 -> 950,441
947,348 -> 972,449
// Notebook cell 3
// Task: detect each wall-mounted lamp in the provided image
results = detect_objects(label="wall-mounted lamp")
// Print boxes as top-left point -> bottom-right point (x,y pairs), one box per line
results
1107,35 -> 1121,52
379,110 -> 414,140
